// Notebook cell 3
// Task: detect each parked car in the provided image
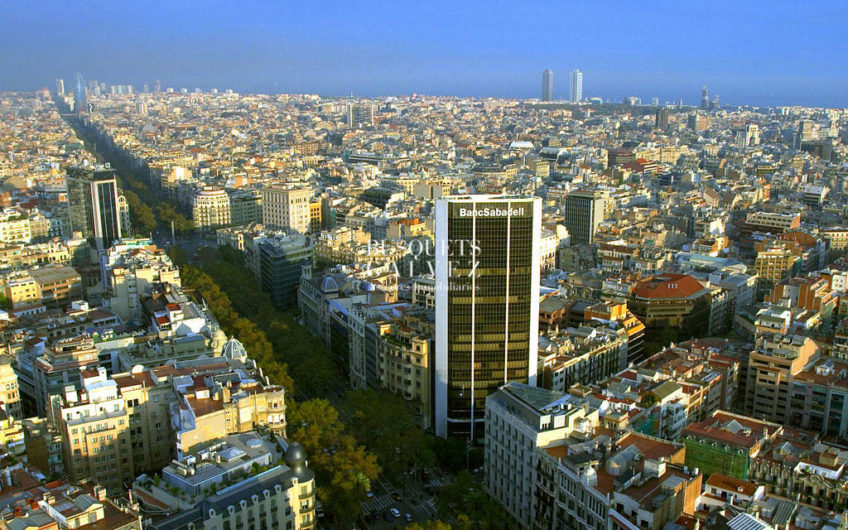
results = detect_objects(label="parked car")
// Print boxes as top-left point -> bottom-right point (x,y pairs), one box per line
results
390,508 -> 401,519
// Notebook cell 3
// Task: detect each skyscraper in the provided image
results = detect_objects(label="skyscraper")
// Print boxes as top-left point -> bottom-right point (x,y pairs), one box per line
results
55,78 -> 64,96
541,69 -> 554,101
563,190 -> 605,245
347,103 -> 375,127
655,108 -> 669,130
74,72 -> 87,114
569,69 -> 583,103
701,85 -> 710,110
66,166 -> 123,250
435,195 -> 542,439
154,79 -> 162,94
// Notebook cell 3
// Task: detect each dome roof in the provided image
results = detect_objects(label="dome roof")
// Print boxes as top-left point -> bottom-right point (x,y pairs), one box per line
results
221,337 -> 247,360
285,441 -> 307,472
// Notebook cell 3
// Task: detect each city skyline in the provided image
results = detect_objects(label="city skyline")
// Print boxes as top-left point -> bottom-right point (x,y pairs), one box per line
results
3,1 -> 848,107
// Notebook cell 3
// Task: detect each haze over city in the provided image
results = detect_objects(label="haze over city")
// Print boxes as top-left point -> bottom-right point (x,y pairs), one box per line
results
3,2 -> 848,529
4,0 -> 848,106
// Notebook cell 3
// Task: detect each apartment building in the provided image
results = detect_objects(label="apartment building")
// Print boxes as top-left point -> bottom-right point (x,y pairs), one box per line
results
192,187 -> 232,230
137,434 -> 315,530
33,334 -> 100,415
375,308 -> 433,429
262,186 -> 311,233
51,367 -> 135,493
681,410 -> 782,480
0,356 -> 21,420
103,240 -> 181,322
228,189 -> 263,226
744,333 -> 819,424
485,383 -> 702,530
538,325 -> 628,393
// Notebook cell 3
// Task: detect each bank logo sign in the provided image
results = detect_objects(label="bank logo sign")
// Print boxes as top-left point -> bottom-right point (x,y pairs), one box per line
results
457,206 -> 525,218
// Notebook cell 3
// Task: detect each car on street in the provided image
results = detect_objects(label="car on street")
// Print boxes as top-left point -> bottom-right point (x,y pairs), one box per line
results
390,508 -> 401,519
405,513 -> 413,522
384,511 -> 394,522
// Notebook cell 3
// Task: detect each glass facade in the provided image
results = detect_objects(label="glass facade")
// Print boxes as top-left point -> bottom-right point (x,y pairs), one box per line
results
436,197 -> 540,440
66,167 -> 122,249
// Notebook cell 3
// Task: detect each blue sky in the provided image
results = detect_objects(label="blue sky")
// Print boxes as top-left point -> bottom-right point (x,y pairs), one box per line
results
3,1 -> 847,106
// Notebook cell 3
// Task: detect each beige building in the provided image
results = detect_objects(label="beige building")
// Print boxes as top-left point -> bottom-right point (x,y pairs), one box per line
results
112,366 -> 177,475
135,434 -> 315,530
745,333 -> 819,423
51,367 -> 135,494
3,271 -> 41,309
262,186 -> 311,233
0,212 -> 32,243
753,242 -> 801,295
192,187 -> 231,229
29,265 -> 82,308
376,311 -> 433,428
104,240 -> 181,322
0,356 -> 22,420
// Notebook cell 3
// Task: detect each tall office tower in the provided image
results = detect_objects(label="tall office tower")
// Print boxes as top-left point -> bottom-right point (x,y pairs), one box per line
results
347,103 -> 375,127
541,69 -> 554,101
569,69 -> 582,103
55,78 -> 64,96
154,79 -> 162,94
66,166 -> 123,250
712,94 -> 720,110
563,190 -> 605,245
655,108 -> 669,130
262,186 -> 312,233
700,85 -> 710,109
434,195 -> 542,440
74,72 -> 87,114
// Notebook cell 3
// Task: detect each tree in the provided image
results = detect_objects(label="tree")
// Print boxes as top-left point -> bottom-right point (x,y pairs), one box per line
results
437,471 -> 515,530
404,522 -> 453,530
287,399 -> 380,523
344,389 -> 434,477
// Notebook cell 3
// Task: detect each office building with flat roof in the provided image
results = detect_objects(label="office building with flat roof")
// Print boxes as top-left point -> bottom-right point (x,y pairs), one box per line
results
435,195 -> 541,439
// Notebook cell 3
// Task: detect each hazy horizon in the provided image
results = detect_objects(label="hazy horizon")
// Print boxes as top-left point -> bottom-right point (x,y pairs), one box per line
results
5,1 -> 848,108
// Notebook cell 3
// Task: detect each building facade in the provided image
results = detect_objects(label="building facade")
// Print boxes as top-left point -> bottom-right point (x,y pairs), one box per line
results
435,195 -> 542,439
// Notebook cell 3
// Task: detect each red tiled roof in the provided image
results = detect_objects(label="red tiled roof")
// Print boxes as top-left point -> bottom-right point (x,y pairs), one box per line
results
632,273 -> 705,299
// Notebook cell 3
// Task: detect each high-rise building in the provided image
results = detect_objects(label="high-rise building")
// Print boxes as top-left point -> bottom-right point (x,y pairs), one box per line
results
569,69 -> 582,103
154,79 -> 162,94
74,72 -> 87,114
55,78 -> 64,96
563,190 -> 604,245
434,195 -> 542,439
655,108 -> 669,130
66,166 -> 123,250
701,85 -> 710,110
261,186 -> 311,233
347,103 -> 375,127
541,69 -> 554,101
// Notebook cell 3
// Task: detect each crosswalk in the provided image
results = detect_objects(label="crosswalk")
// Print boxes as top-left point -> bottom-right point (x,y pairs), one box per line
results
425,477 -> 444,489
362,494 -> 393,513
421,496 -> 438,517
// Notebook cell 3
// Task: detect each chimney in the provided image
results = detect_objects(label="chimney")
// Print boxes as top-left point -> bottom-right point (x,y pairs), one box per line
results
93,484 -> 107,501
